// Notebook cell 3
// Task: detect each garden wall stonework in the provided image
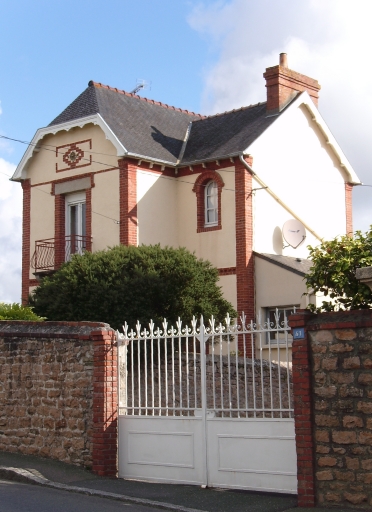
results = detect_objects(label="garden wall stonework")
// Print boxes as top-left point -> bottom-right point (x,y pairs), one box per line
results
289,309 -> 372,509
0,321 -> 117,476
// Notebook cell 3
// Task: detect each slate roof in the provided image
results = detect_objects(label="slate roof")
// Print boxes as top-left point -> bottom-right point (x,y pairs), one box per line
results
49,81 -> 279,166
255,252 -> 313,277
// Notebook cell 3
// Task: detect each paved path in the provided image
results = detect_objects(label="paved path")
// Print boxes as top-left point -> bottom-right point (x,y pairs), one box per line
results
0,451 -> 363,512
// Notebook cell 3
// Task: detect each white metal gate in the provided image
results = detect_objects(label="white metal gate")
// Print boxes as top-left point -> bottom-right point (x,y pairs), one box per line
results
117,311 -> 297,493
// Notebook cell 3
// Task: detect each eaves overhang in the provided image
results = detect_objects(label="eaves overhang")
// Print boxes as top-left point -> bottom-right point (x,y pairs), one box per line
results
243,91 -> 361,185
11,113 -> 128,182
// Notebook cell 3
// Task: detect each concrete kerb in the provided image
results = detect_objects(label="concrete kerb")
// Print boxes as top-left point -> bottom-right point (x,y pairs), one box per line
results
0,466 -> 205,512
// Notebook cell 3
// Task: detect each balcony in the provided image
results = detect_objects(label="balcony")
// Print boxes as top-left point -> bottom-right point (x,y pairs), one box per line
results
31,235 -> 92,274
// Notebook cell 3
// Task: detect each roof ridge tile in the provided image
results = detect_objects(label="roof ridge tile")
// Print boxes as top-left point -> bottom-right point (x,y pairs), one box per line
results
88,80 -> 205,118
194,101 -> 266,122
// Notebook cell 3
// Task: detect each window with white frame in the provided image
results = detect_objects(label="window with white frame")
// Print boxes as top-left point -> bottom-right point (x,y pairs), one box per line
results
205,180 -> 218,226
267,306 -> 297,343
65,192 -> 87,259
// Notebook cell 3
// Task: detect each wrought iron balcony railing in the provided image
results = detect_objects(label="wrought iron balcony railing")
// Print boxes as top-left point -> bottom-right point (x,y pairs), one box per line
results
31,235 -> 92,273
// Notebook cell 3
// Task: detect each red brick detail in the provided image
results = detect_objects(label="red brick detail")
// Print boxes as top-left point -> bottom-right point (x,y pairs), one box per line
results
85,188 -> 92,252
263,64 -> 321,113
288,309 -> 316,508
29,279 -> 39,287
192,170 -> 224,233
56,139 -> 92,172
235,157 -> 254,352
218,267 -> 236,276
92,329 -> 118,477
177,158 -> 236,178
54,194 -> 65,268
51,173 -> 95,195
119,159 -> 137,246
345,183 -> 353,235
21,179 -> 31,305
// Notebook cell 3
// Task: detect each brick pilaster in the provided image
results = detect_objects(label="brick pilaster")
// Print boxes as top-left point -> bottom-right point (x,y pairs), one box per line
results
345,183 -> 353,236
235,157 -> 254,351
54,194 -> 65,268
288,309 -> 316,508
21,179 -> 31,304
91,328 -> 118,477
86,188 -> 92,252
119,159 -> 137,246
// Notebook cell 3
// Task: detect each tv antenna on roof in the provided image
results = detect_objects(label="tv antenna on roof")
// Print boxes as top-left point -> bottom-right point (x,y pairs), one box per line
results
130,79 -> 151,95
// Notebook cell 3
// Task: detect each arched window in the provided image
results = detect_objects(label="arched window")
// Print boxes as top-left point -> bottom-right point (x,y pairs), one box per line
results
205,180 -> 218,226
192,171 -> 224,233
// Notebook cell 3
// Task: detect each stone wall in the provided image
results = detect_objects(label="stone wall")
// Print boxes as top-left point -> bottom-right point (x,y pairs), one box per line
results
289,309 -> 372,509
0,321 -> 117,476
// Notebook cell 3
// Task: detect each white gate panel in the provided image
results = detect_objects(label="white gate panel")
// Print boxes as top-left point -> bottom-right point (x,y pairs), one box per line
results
206,418 -> 297,493
118,310 -> 297,493
118,416 -> 206,485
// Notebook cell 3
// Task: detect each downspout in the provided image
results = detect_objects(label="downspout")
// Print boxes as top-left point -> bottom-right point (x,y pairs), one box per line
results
239,154 -> 323,243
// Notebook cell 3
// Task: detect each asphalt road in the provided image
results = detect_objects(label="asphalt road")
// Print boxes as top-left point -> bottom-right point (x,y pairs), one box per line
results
0,479 -> 164,512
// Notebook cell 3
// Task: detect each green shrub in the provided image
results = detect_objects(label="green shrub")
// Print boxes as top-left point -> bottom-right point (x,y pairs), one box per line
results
30,244 -> 236,330
305,228 -> 372,312
0,302 -> 44,321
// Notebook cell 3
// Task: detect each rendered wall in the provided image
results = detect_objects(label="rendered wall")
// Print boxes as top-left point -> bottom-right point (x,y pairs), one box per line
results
137,169 -> 178,247
0,321 -> 117,476
177,167 -> 236,270
249,103 -> 347,258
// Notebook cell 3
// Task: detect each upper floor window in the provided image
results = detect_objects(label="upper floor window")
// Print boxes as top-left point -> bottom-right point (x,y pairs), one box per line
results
205,180 -> 218,226
192,171 -> 224,233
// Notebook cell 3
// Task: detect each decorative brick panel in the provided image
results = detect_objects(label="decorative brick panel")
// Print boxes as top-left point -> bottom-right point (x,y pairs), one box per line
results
119,159 -> 137,246
21,179 -> 31,305
345,183 -> 353,235
192,170 -> 224,233
235,157 -> 254,351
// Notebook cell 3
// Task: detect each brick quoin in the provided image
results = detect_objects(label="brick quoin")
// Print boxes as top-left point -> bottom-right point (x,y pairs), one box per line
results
288,309 -> 316,508
345,183 -> 353,235
91,329 -> 118,477
192,170 -> 224,233
21,179 -> 31,304
119,159 -> 137,246
235,156 -> 254,353
54,194 -> 65,269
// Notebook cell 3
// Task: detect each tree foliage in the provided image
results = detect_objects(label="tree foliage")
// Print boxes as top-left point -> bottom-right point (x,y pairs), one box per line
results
30,244 -> 236,330
0,302 -> 44,321
305,229 -> 372,312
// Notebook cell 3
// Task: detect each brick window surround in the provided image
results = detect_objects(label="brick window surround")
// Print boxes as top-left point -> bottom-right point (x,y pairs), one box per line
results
192,171 -> 225,233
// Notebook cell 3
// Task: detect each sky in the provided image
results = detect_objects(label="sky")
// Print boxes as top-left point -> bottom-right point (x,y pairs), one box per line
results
1,0 -> 372,303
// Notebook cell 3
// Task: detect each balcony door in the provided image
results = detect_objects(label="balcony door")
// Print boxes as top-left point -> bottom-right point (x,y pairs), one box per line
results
65,192 -> 86,260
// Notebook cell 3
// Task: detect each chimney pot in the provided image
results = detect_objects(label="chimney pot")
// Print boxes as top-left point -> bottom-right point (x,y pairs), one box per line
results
279,53 -> 288,68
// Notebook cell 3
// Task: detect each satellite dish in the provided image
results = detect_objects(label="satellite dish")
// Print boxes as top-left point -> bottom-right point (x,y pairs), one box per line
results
282,219 -> 306,249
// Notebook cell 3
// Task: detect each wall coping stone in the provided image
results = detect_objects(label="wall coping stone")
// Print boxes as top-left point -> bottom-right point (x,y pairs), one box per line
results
0,320 -> 114,337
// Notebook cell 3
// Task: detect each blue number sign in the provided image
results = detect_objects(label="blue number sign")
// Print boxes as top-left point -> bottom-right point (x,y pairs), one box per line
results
293,327 -> 305,340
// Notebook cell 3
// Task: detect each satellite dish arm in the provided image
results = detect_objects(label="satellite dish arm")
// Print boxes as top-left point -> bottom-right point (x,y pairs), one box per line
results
239,154 -> 323,243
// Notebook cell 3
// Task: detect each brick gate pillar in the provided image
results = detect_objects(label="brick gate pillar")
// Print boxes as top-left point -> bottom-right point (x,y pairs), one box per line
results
91,328 -> 118,476
289,309 -> 316,507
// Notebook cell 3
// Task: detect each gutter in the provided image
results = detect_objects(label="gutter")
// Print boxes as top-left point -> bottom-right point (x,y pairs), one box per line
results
239,154 -> 323,243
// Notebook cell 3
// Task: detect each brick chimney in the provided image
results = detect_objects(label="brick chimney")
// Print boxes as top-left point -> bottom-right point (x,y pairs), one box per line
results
263,53 -> 321,114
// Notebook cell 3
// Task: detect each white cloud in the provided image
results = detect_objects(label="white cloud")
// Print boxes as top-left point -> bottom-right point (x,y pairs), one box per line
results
0,158 -> 22,303
188,0 -> 372,232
